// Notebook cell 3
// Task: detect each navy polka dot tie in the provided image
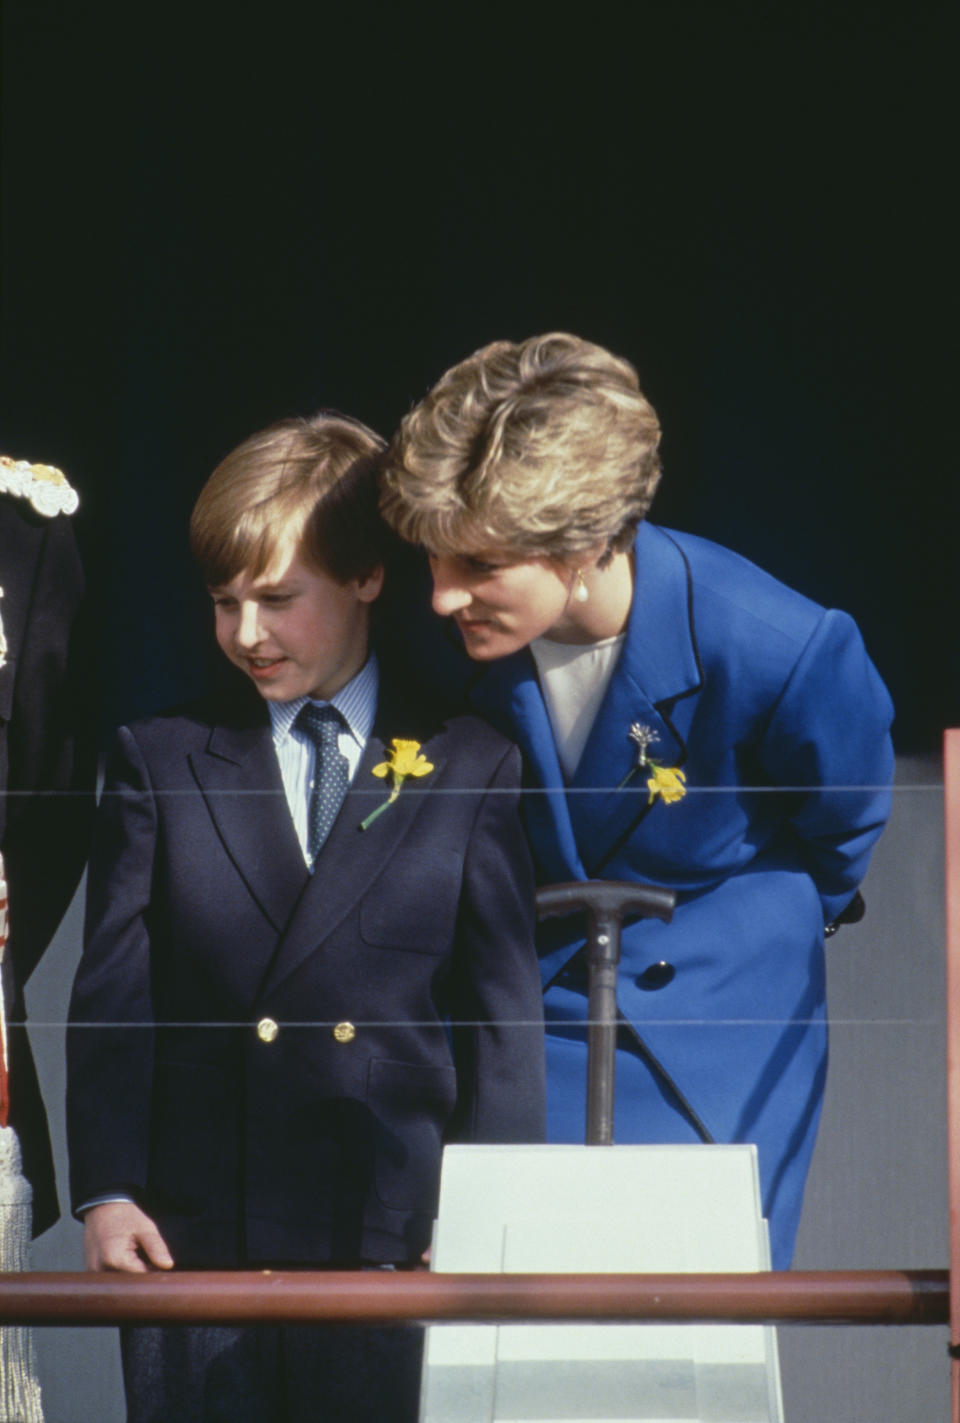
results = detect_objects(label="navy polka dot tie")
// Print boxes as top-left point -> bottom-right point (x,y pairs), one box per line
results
296,704 -> 350,862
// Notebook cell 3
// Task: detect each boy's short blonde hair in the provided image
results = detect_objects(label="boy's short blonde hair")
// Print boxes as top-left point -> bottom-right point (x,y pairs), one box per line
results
380,333 -> 662,561
190,412 -> 386,587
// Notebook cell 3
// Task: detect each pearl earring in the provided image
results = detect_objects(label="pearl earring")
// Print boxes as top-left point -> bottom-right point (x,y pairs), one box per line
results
573,569 -> 589,603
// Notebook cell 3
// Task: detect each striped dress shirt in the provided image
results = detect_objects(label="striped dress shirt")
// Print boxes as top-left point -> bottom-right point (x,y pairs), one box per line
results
267,654 -> 379,870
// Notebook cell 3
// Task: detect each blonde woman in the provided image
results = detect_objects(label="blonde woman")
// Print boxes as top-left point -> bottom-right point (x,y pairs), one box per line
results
380,332 -> 894,1269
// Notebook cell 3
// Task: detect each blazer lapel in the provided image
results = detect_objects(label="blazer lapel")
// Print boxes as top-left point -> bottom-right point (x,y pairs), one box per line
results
190,715 -> 309,935
468,651 -> 585,884
260,699 -> 441,996
568,524 -> 703,875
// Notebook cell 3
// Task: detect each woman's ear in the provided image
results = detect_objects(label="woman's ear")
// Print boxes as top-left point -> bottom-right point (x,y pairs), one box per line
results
562,542 -> 608,575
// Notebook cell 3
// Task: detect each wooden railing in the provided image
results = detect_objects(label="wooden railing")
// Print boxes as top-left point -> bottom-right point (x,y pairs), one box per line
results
0,1268 -> 948,1327
944,729 -> 960,1420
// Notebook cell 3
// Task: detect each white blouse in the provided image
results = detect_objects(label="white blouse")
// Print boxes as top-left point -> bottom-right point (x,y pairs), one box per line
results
529,633 -> 626,779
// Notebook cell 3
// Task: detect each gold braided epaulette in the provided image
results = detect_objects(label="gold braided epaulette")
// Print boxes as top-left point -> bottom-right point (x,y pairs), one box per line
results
0,455 -> 79,517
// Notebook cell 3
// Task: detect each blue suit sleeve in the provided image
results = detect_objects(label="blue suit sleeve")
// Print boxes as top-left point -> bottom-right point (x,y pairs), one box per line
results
760,608 -> 894,921
445,745 -> 546,1144
67,727 -> 157,1211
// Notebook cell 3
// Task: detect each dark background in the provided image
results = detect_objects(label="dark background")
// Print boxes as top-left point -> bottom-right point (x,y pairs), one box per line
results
1,1 -> 954,748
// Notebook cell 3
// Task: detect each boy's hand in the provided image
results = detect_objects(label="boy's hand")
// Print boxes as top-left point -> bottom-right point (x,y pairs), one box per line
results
82,1201 -> 174,1273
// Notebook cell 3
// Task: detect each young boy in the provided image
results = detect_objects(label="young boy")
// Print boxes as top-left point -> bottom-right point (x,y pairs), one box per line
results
67,412 -> 545,1423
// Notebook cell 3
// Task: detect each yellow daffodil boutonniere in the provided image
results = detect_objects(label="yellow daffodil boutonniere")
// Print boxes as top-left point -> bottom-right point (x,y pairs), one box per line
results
360,739 -> 434,830
646,763 -> 687,805
618,721 -> 687,807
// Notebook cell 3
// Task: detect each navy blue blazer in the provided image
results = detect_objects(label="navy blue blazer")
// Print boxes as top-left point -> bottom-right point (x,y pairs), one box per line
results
415,522 -> 894,1268
67,680 -> 545,1267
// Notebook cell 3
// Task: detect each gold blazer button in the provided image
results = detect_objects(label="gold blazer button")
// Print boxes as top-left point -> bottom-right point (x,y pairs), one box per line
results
332,1021 -> 356,1044
256,1017 -> 279,1043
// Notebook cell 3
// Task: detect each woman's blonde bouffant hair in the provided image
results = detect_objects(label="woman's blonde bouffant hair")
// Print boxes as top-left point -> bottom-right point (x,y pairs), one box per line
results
380,333 -> 662,561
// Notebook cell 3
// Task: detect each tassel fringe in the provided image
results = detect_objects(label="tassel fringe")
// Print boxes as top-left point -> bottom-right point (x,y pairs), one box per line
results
0,1127 -> 44,1421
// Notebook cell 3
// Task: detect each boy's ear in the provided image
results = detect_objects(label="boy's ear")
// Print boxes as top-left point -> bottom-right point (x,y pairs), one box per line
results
356,565 -> 385,604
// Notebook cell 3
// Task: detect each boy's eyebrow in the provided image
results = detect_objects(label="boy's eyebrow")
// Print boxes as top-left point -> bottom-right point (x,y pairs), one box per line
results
207,576 -> 298,596
252,577 -> 298,593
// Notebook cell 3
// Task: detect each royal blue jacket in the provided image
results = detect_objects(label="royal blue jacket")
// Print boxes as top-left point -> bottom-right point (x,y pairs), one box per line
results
423,522 -> 894,1268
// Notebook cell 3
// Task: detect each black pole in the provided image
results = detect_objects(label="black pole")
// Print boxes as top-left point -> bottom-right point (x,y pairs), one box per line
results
536,882 -> 675,1145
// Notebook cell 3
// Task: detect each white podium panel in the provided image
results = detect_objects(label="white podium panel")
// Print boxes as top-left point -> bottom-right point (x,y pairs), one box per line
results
420,1144 -> 783,1423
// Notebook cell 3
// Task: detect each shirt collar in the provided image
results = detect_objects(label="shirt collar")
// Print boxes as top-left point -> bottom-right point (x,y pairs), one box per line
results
267,653 -> 379,747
